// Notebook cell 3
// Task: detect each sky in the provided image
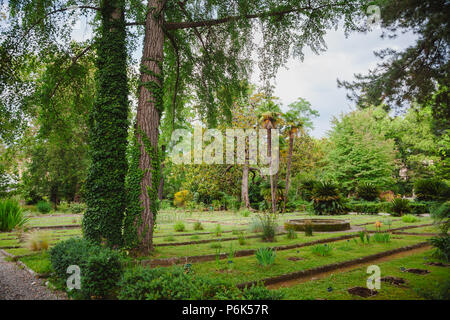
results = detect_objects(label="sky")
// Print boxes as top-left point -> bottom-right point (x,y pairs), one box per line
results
66,9 -> 418,139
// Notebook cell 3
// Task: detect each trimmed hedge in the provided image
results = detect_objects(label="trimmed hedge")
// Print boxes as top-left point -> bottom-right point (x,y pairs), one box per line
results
118,266 -> 283,300
49,238 -> 123,299
347,201 -> 390,214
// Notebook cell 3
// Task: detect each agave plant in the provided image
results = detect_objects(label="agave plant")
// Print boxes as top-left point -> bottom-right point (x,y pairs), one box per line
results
0,199 -> 29,231
391,198 -> 411,216
311,181 -> 348,215
356,182 -> 380,201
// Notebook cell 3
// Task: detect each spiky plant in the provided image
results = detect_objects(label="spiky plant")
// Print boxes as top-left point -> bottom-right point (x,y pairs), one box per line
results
311,181 -> 348,215
0,199 -> 29,231
356,182 -> 380,201
391,198 -> 411,216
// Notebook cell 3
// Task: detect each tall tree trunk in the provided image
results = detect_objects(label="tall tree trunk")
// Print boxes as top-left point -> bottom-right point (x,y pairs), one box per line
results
282,130 -> 294,213
241,141 -> 250,209
83,0 -> 129,247
267,127 -> 276,213
135,0 -> 165,253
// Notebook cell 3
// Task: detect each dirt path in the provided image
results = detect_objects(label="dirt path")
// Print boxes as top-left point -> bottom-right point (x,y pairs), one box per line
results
0,252 -> 65,300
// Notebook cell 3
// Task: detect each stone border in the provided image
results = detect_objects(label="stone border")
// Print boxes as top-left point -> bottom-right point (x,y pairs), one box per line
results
285,219 -> 351,232
236,242 -> 430,289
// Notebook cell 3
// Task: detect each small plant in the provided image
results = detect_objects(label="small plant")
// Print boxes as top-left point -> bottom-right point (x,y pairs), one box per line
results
36,201 -> 52,214
249,218 -> 263,233
383,218 -> 393,231
358,231 -> 366,244
25,231 -> 50,251
214,224 -> 222,237
304,220 -> 313,236
311,244 -> 333,256
174,221 -> 185,232
0,198 -> 29,231
255,247 -> 276,267
374,220 -> 382,232
210,242 -> 222,249
228,244 -> 235,266
373,232 -> 391,243
190,235 -> 200,240
215,248 -> 221,270
257,213 -> 278,242
391,198 -> 411,216
365,233 -> 371,244
240,209 -> 251,217
402,214 -> 419,223
193,221 -> 204,231
429,235 -> 450,262
237,232 -> 246,246
69,202 -> 86,213
286,228 -> 297,239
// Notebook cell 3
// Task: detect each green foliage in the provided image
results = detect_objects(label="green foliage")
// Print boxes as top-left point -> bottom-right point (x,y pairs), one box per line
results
356,182 -> 379,201
193,222 -> 204,231
0,198 -> 28,231
310,244 -> 333,256
430,201 -> 450,234
238,232 -> 246,246
239,209 -> 251,217
174,221 -> 185,232
402,214 -> 419,223
286,229 -> 297,239
36,201 -> 52,214
429,235 -> 450,262
409,201 -> 431,215
348,201 -> 385,214
256,213 -> 278,241
323,107 -> 396,193
255,248 -> 276,267
83,0 -> 129,247
414,179 -> 449,201
372,233 -> 391,243
391,198 -> 411,216
117,266 -> 282,300
304,221 -> 313,237
69,203 -> 86,214
49,238 -> 123,299
311,181 -> 348,215
214,224 -> 222,237
298,178 -> 316,201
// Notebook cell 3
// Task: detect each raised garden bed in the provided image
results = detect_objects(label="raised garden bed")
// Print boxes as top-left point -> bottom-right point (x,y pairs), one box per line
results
285,219 -> 351,232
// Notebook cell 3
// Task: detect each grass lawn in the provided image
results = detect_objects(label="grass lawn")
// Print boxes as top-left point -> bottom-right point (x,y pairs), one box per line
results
279,249 -> 449,300
190,235 -> 427,285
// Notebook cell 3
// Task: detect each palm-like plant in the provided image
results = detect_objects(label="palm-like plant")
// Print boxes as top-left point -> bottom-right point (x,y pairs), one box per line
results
0,199 -> 29,231
311,181 -> 348,215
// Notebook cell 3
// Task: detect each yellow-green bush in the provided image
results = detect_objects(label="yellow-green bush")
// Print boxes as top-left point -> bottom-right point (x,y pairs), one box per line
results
173,190 -> 190,207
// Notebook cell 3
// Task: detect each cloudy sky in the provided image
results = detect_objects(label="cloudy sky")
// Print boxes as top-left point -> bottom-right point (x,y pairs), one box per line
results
68,11 -> 417,139
260,28 -> 417,138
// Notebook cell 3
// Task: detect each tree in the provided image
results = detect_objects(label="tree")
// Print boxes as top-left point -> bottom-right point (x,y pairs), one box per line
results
323,108 -> 397,193
281,98 -> 318,212
339,0 -> 449,130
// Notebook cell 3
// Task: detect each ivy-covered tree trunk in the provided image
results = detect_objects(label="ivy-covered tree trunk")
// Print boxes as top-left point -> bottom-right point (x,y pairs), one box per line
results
133,0 -> 164,253
282,129 -> 295,213
83,0 -> 129,247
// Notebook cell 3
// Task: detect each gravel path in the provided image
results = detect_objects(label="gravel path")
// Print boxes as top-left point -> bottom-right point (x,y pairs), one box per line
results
0,253 -> 65,300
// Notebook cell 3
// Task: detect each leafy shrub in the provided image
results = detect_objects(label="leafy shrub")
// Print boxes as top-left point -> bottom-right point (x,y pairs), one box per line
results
49,238 -> 123,299
257,213 -> 278,241
311,181 -> 348,215
391,198 -> 411,216
25,231 -> 50,251
210,242 -> 222,249
255,247 -> 276,267
286,229 -> 297,239
160,199 -> 172,210
357,182 -> 379,201
348,201 -> 383,214
214,224 -> 222,236
173,190 -> 190,207
237,232 -> 246,245
304,220 -> 313,236
118,266 -> 280,300
212,199 -> 222,211
409,201 -> 430,214
416,279 -> 450,300
414,179 -> 449,201
69,202 -> 86,214
193,221 -> 204,231
164,235 -> 175,242
402,214 -> 419,223
311,244 -> 333,256
299,178 -> 316,201
36,201 -> 52,214
174,221 -> 185,232
241,284 -> 284,300
430,201 -> 450,234
372,232 -> 390,243
0,198 -> 29,231
429,235 -> 450,262
240,209 -> 251,217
